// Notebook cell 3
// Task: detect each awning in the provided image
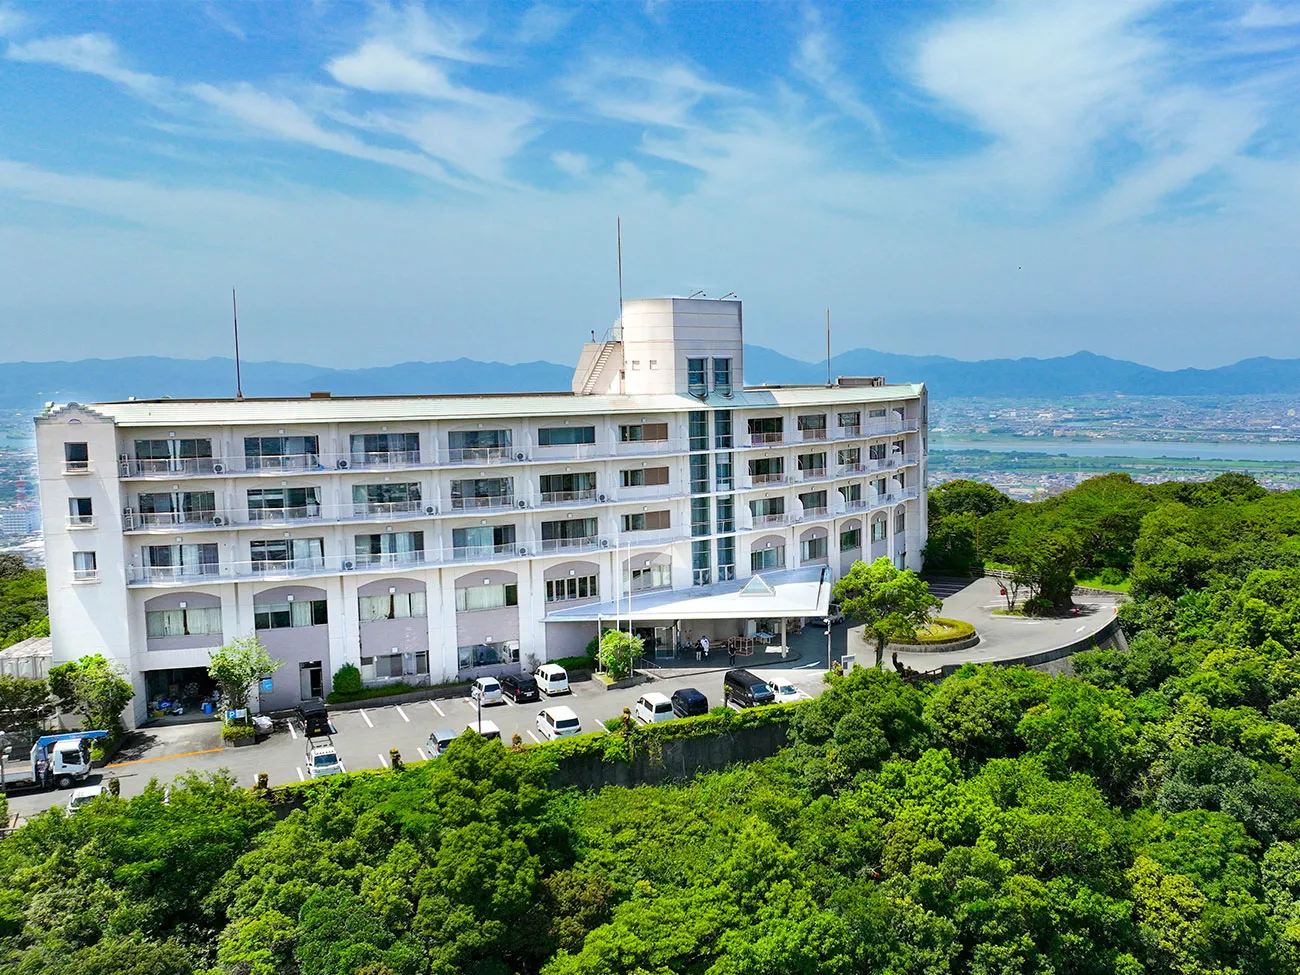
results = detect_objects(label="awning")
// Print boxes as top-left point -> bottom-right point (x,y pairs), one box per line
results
543,565 -> 832,623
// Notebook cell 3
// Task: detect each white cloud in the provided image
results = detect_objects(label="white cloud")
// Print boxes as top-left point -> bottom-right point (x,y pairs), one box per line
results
6,32 -> 161,94
326,40 -> 464,100
1240,3 -> 1300,28
566,58 -> 742,129
552,150 -> 591,178
515,4 -> 576,44
0,4 -> 27,37
793,9 -> 883,136
362,3 -> 494,65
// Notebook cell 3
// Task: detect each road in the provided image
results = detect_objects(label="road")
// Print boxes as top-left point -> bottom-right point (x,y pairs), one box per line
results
4,664 -> 826,822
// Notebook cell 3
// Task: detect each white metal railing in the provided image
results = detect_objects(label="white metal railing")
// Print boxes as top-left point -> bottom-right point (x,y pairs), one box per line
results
751,512 -> 789,528
798,506 -> 829,521
451,543 -> 520,562
612,438 -> 689,457
797,468 -> 828,482
120,457 -> 220,477
244,454 -> 322,472
66,515 -> 95,529
838,425 -> 861,438
247,505 -> 324,524
351,551 -> 427,569
72,569 -> 99,583
800,429 -> 828,441
128,563 -> 222,584
749,472 -> 787,485
540,535 -> 603,553
348,500 -> 430,519
540,489 -> 598,506
835,463 -> 865,476
450,495 -> 514,511
446,446 -> 516,464
130,509 -> 223,529
346,450 -> 422,470
748,431 -> 784,445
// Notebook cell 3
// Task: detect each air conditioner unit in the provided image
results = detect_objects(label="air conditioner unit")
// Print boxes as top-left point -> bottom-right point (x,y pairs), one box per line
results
517,546 -> 529,557
515,451 -> 527,461
341,559 -> 356,571
212,515 -> 226,527
336,459 -> 351,470
597,493 -> 608,503
517,500 -> 528,509
424,505 -> 436,516
212,462 -> 226,474
600,538 -> 612,549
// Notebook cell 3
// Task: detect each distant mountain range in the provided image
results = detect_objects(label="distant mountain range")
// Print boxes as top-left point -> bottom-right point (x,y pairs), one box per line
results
3,347 -> 1300,411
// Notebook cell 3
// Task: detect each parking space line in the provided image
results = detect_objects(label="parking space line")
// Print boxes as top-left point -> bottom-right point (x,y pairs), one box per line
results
287,723 -> 297,740
503,696 -> 517,707
360,709 -> 374,728
430,701 -> 445,717
377,753 -> 389,769
527,730 -> 542,744
417,747 -> 428,761
296,767 -> 305,782
396,705 -> 410,723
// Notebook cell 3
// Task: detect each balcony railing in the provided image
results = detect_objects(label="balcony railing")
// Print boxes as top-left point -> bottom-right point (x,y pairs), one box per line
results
749,472 -> 787,485
244,453 -> 322,472
63,461 -> 93,475
797,467 -> 828,482
130,509 -> 222,529
130,562 -> 222,584
450,495 -> 514,511
798,506 -> 829,521
751,512 -> 789,528
451,543 -> 519,562
446,446 -> 515,464
748,431 -> 784,445
66,515 -> 95,529
346,450 -> 422,470
248,505 -> 324,524
72,569 -> 100,583
120,457 -> 220,477
348,500 -> 430,519
838,425 -> 861,438
540,535 -> 601,553
540,489 -> 598,506
835,463 -> 865,476
350,551 -> 426,569
800,428 -> 828,441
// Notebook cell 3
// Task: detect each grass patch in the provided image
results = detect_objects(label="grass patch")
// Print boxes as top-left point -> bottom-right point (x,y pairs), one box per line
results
913,617 -> 976,644
547,656 -> 597,673
1075,572 -> 1132,592
326,680 -> 465,704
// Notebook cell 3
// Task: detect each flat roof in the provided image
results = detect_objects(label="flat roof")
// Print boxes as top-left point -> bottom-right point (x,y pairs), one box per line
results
43,384 -> 924,428
543,565 -> 832,623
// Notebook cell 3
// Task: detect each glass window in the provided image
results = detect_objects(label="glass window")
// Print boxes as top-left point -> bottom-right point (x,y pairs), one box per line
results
747,417 -> 783,444
840,483 -> 862,503
249,538 -> 323,571
359,590 -> 427,621
690,454 -> 709,493
715,453 -> 733,491
538,426 -> 595,446
621,467 -> 669,488
895,510 -> 906,534
254,599 -> 327,630
712,358 -> 732,394
539,472 -> 596,500
800,536 -> 828,561
714,410 -> 733,449
545,575 -> 599,602
751,545 -> 784,571
449,478 -> 512,508
64,443 -> 89,470
244,436 -> 319,470
838,448 -> 861,467
619,423 -> 668,442
72,551 -> 97,580
716,495 -> 735,533
541,518 -> 598,542
452,524 -> 516,554
629,563 -> 671,592
350,433 -> 419,463
68,497 -> 93,523
837,411 -> 860,428
797,452 -> 826,473
145,543 -> 220,576
623,510 -> 670,532
146,606 -> 223,638
749,497 -> 785,518
354,532 -> 424,564
868,408 -> 887,418
448,429 -> 512,459
688,411 -> 708,451
692,539 -> 712,586
716,536 -> 736,581
869,442 -> 886,460
457,642 -> 519,670
687,358 -> 707,394
871,520 -> 887,542
690,497 -> 709,537
248,486 -> 321,520
798,414 -> 826,432
799,491 -> 827,513
840,527 -> 861,550
455,584 -> 518,612
893,439 -> 905,455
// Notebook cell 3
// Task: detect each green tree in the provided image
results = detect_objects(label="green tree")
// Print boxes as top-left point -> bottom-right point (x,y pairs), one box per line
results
1005,526 -> 1081,613
0,675 -> 53,733
207,635 -> 282,711
597,629 -> 641,680
46,654 -> 134,737
832,558 -> 942,667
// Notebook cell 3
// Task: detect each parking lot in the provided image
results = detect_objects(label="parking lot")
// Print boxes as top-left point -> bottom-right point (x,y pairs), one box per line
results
4,664 -> 828,822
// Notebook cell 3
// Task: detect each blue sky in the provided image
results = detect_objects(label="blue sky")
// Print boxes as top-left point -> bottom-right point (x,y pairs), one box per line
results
1,1 -> 1298,369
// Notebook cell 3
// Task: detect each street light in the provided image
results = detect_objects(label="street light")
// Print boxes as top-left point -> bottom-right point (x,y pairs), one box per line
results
824,618 -> 832,672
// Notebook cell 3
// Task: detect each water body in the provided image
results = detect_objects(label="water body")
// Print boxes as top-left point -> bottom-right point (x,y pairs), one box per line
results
933,439 -> 1300,463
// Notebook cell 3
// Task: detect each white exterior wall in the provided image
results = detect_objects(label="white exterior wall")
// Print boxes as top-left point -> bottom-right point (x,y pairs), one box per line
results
36,300 -> 927,728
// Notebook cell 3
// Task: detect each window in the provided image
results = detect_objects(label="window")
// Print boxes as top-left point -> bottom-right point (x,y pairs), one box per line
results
688,411 -> 708,451
712,358 -> 732,394
837,411 -> 860,428
895,510 -> 906,534
869,442 -> 886,460
873,477 -> 888,496
448,429 -> 512,460
541,518 -> 598,548
354,532 -> 424,565
68,497 -> 93,526
248,486 -> 321,521
871,520 -> 887,542
137,491 -> 217,526
714,410 -> 733,449
455,583 -> 518,612
749,497 -> 785,520
751,545 -> 785,571
147,605 -> 223,638
715,453 -> 734,491
797,414 -> 827,439
893,439 -> 906,455
748,457 -> 784,482
250,538 -> 323,572
716,536 -> 736,581
254,599 -> 328,630
452,524 -> 516,556
716,495 -> 735,533
623,510 -> 671,532
354,482 -> 423,513
146,543 -> 220,577
538,426 -> 595,446
629,563 -> 670,592
687,358 -> 707,394
868,408 -> 887,418
244,436 -> 319,470
350,433 -> 419,464
133,438 -> 212,474
546,575 -> 598,602
693,539 -> 712,586
690,454 -> 709,493
449,477 -> 511,509
838,448 -> 861,469
619,422 -> 668,442
800,536 -> 828,561
649,360 -> 658,370
64,442 -> 89,472
458,641 -> 519,670
539,472 -> 596,502
799,490 -> 827,514
690,497 -> 709,537
840,527 -> 861,550
747,417 -> 783,444
72,551 -> 97,581
361,651 -> 428,683
840,483 -> 863,504
359,590 -> 428,621
797,452 -> 826,476
630,360 -> 640,370
621,467 -> 669,488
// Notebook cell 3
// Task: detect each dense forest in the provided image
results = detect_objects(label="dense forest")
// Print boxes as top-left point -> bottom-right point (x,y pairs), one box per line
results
6,473 -> 1300,973
0,553 -> 48,649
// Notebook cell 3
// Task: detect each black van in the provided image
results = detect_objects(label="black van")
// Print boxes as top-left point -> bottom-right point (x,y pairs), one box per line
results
670,687 -> 709,718
297,698 -> 332,738
722,670 -> 775,708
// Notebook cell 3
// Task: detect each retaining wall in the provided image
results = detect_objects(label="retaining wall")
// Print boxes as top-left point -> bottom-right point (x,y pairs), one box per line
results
936,615 -> 1125,677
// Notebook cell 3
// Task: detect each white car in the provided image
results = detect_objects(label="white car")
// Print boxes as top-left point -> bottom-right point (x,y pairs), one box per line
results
466,719 -> 502,742
633,692 -> 675,725
305,742 -> 346,778
827,605 -> 845,625
773,682 -> 808,704
537,706 -> 582,740
470,677 -> 504,706
534,664 -> 571,696
66,784 -> 107,814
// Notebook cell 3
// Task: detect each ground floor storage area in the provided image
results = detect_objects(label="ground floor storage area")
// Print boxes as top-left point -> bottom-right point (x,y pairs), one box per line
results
144,667 -> 220,722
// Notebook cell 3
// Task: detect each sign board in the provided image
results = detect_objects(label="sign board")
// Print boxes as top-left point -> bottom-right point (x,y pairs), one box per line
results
840,654 -> 856,674
225,708 -> 249,722
260,678 -> 273,693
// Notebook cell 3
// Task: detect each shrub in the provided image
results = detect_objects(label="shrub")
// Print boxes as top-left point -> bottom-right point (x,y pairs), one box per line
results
326,680 -> 438,704
221,723 -> 255,742
1098,567 -> 1126,585
549,655 -> 597,673
332,663 -> 363,696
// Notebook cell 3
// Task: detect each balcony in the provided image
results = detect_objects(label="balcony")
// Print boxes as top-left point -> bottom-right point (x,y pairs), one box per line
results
348,500 -> 432,520
540,535 -> 602,553
350,551 -> 426,570
798,506 -> 829,521
748,431 -> 784,446
248,505 -> 324,525
751,512 -> 790,528
838,425 -> 861,438
446,446 -> 516,465
244,453 -> 322,473
540,489 -> 598,506
797,467 -> 828,482
451,543 -> 521,562
612,438 -> 689,457
450,495 -> 514,512
127,562 -> 222,585
799,429 -> 828,441
749,472 -> 787,486
345,450 -> 422,470
835,463 -> 865,476
120,457 -> 219,478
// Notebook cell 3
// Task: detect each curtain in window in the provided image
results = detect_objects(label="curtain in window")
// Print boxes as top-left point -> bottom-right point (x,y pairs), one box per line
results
292,538 -> 324,565
290,601 -> 313,627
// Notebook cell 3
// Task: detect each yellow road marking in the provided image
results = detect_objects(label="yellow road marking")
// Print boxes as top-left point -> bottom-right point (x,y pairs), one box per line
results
106,747 -> 223,769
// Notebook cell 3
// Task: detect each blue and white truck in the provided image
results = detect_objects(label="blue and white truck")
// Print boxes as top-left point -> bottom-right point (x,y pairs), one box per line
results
0,730 -> 108,791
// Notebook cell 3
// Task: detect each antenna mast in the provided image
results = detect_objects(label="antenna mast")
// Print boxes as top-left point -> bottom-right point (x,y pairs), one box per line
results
232,287 -> 244,401
826,308 -> 831,387
616,217 -> 624,323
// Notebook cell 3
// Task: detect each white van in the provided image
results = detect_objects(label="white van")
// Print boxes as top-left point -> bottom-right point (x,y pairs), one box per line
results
633,692 -> 675,725
534,664 -> 571,696
466,720 -> 502,742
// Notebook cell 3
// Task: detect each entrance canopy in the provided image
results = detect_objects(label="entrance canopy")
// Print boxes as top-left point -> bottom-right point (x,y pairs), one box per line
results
544,565 -> 832,623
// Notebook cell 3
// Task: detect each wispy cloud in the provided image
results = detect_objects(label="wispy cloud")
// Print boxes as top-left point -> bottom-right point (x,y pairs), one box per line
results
6,32 -> 161,94
0,4 -> 27,37
1241,3 -> 1300,28
515,4 -> 576,45
793,8 -> 883,136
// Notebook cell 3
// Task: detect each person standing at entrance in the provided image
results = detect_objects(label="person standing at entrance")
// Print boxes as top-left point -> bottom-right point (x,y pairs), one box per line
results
728,645 -> 736,667
700,635 -> 709,660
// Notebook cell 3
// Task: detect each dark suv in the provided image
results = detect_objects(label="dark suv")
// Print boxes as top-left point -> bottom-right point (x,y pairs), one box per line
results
500,673 -> 540,704
670,687 -> 709,718
722,669 -> 775,708
296,698 -> 332,738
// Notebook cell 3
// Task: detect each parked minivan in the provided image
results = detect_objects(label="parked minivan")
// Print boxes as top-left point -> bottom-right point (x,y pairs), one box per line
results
466,720 -> 502,742
534,664 -> 571,696
723,669 -> 776,708
537,706 -> 582,740
670,687 -> 709,718
426,728 -> 458,757
633,692 -> 675,725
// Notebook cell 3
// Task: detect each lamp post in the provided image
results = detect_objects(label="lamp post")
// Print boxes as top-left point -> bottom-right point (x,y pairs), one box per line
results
824,618 -> 832,672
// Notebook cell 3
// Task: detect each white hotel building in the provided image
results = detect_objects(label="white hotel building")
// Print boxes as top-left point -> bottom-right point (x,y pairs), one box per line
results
35,298 -> 927,726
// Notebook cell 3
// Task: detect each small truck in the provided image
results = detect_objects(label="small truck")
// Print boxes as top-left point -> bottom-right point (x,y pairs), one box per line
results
0,730 -> 109,791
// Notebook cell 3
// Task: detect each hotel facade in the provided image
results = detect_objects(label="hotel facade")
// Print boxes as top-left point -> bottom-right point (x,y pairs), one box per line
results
35,298 -> 927,726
